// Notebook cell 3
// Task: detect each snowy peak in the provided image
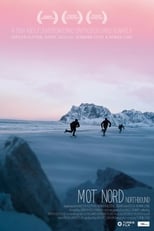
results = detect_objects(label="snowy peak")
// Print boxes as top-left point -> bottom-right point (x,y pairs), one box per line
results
78,103 -> 111,119
60,103 -> 154,126
60,103 -> 114,124
118,109 -> 149,123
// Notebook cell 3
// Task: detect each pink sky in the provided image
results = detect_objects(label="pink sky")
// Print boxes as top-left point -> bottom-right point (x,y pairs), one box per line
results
0,0 -> 154,120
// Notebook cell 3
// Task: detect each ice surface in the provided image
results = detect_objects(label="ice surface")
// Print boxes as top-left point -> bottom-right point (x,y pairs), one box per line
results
0,122 -> 153,197
0,120 -> 153,231
0,211 -> 52,231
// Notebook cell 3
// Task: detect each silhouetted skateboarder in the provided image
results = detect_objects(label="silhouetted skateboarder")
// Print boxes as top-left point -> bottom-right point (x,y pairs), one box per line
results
101,118 -> 111,136
64,119 -> 80,136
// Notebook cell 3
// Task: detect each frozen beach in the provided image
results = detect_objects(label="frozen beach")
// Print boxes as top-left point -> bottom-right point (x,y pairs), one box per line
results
0,120 -> 153,199
0,119 -> 154,231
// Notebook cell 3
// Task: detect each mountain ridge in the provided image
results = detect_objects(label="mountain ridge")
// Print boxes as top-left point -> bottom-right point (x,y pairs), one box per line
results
60,103 -> 154,126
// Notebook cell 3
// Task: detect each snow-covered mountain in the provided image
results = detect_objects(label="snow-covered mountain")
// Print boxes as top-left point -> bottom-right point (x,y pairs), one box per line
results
113,109 -> 154,126
60,103 -> 116,125
60,103 -> 154,126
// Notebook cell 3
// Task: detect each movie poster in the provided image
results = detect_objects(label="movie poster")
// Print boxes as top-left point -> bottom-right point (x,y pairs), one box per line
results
0,0 -> 153,231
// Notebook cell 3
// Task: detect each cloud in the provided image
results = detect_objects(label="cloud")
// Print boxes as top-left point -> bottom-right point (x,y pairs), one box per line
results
132,85 -> 154,103
37,82 -> 72,100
